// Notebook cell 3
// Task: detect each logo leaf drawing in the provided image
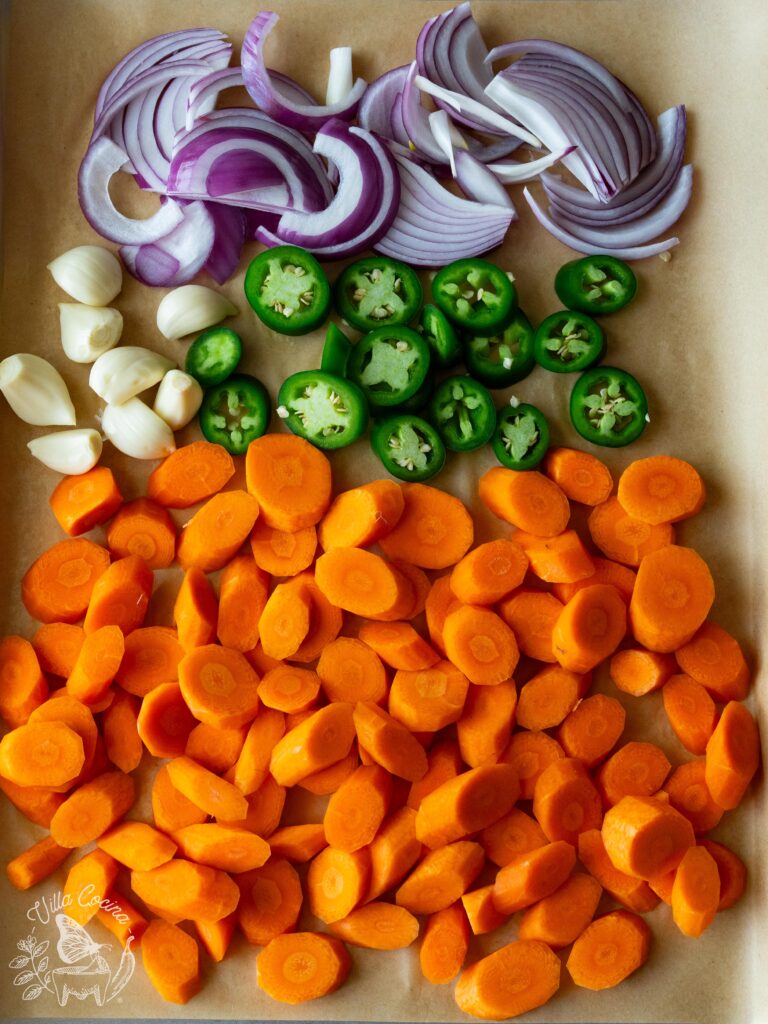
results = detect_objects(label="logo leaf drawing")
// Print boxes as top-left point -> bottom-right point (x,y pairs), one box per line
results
37,957 -> 48,973
9,956 -> 29,969
22,985 -> 43,1001
34,941 -> 49,957
14,972 -> 34,985
55,914 -> 101,964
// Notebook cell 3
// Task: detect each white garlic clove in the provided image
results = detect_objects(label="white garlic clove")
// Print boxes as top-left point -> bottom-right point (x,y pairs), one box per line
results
27,429 -> 103,474
101,398 -> 176,460
156,285 -> 238,340
0,354 -> 77,426
153,370 -> 204,431
89,346 -> 175,405
47,245 -> 122,306
59,304 -> 123,363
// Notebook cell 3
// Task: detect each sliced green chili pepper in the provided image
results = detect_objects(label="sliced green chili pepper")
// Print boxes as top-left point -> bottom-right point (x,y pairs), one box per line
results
244,245 -> 331,336
534,311 -> 606,373
570,366 -> 648,448
347,325 -> 430,410
334,257 -> 422,332
371,414 -> 446,482
277,370 -> 368,450
463,309 -> 536,388
555,255 -> 637,315
432,258 -> 517,333
199,374 -> 270,456
185,327 -> 243,387
429,375 -> 496,453
320,323 -> 353,377
493,402 -> 550,470
418,303 -> 461,369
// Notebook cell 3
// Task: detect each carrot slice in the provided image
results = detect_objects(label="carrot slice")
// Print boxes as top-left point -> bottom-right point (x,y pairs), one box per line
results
142,919 -> 201,1004
174,568 -> 218,651
166,755 -> 248,822
543,447 -> 613,505
389,660 -> 469,732
317,637 -> 388,704
66,624 -> 124,704
596,742 -> 672,808
151,763 -> 207,833
556,694 -> 626,768
289,570 -> 344,662
443,605 -> 519,686
662,673 -> 717,755
419,903 -> 469,984
258,664 -> 320,714
587,496 -> 675,566
28,693 -> 98,783
366,805 -> 422,901
457,680 -> 517,768
177,490 -> 260,572
324,764 -> 392,851
379,482 -> 474,569
407,738 -> 462,809
298,747 -> 360,796
617,455 -> 705,525
567,910 -> 651,990
478,467 -> 570,537
106,497 -> 176,568
359,621 -> 440,671
675,621 -> 750,702
31,622 -> 85,679
518,872 -> 602,948
415,764 -> 520,849
449,538 -> 528,604
552,584 -> 627,673
63,849 -> 119,924
147,440 -> 235,509
257,932 -> 350,1003
533,758 -> 603,845
552,556 -> 637,605
97,820 -> 177,870
315,547 -> 413,619
185,721 -> 246,774
318,479 -> 405,550
577,829 -> 660,912
329,902 -> 419,949
516,665 -> 588,731
49,466 -> 123,536
353,701 -> 427,782
601,795 -> 695,879
395,841 -> 485,914
425,575 -> 462,656
22,538 -> 111,624
83,555 -> 153,635
178,644 -> 260,730
501,730 -> 566,800
389,560 -> 431,618
229,775 -> 286,836
700,839 -> 747,910
216,554 -> 269,652
249,519 -> 317,576
461,883 -> 508,936
0,777 -> 66,828
237,858 -> 303,944
512,528 -> 595,583
6,835 -> 71,891
630,545 -> 715,652
268,824 -> 328,863
0,720 -> 84,788
245,433 -> 332,531
609,647 -> 677,696
270,703 -> 355,786
132,858 -> 239,922
173,822 -> 271,873
138,682 -> 197,758
481,808 -> 548,867
663,759 -> 724,833
233,708 -> 286,794
97,889 -> 149,948
493,841 -> 577,914
194,913 -> 237,962
498,589 -> 563,662
116,626 -> 183,697
308,846 -> 371,923
455,939 -> 561,1019
0,635 -> 48,727
704,700 -> 760,810
671,845 -> 720,937
51,770 -> 135,847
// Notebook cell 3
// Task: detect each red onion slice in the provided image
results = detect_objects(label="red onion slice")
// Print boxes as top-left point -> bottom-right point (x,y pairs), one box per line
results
358,65 -> 410,137
489,146 -> 576,183
120,199 -> 215,286
453,151 -> 516,210
415,74 -> 540,146
204,205 -> 247,284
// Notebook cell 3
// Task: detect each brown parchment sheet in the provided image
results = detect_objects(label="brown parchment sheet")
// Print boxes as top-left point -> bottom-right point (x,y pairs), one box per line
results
1,0 -> 767,1020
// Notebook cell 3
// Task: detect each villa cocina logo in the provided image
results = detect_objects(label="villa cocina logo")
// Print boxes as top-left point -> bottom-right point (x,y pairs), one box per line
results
8,888 -> 135,1007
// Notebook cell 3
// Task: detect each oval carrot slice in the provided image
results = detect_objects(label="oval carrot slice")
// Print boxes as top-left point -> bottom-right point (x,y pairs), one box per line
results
315,547 -> 412,619
419,903 -> 469,984
132,857 -> 240,922
172,822 -> 271,873
367,806 -> 423,902
270,703 -> 356,787
577,828 -> 659,913
178,644 -> 261,730
630,545 -> 715,653
257,932 -> 350,1004
501,730 -> 566,800
245,433 -> 332,531
556,694 -> 626,768
662,673 -> 717,755
317,637 -> 388,704
249,519 -> 317,576
425,575 -> 462,656
552,556 -> 637,605
512,528 -> 594,584
289,571 -> 344,662
138,682 -> 197,758
480,808 -> 547,868
493,840 -> 576,914
50,770 -> 135,847
353,702 -> 427,782
663,759 -> 724,833
478,467 -> 570,537
117,626 -> 184,697
389,660 -> 469,732
328,902 -> 419,950
443,605 -> 519,686
147,440 -> 235,509
22,538 -> 111,624
258,578 -> 311,660
166,755 -> 248,822
379,483 -> 474,569
237,858 -> 303,944
97,820 -> 177,870
533,758 -> 603,846
704,700 -> 760,810
456,680 -> 517,769
318,480 -> 405,550
307,846 -> 371,923
700,839 -> 747,911
498,590 -> 563,663
0,635 -> 48,727
601,795 -> 695,880
0,720 -> 84,788
177,490 -> 260,573
407,738 -> 462,810
567,910 -> 651,990
674,621 -> 750,702
142,919 -> 200,1004
518,872 -> 602,948
596,742 -> 672,808
83,554 -> 153,635
66,624 -> 125,705
49,466 -> 123,537
455,939 -> 561,1020
106,497 -> 176,568
6,835 -> 71,891
671,845 -> 720,937
395,841 -> 484,915
174,568 -> 218,652
552,584 -> 627,673
516,665 -> 587,732
609,647 -> 676,696
31,622 -> 85,679
415,765 -> 520,849
359,621 -> 440,672
617,455 -> 705,525
258,665 -> 320,714
543,447 -> 613,506
216,554 -> 269,653
587,496 -> 675,567
324,764 -> 392,852
449,539 -> 528,605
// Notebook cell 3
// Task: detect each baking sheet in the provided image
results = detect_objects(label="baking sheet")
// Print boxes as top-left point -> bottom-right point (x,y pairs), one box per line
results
1,0 -> 766,1021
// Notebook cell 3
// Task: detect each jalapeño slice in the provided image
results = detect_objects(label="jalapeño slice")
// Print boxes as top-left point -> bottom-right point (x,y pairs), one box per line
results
432,257 -> 517,333
534,311 -> 606,373
463,309 -> 536,388
371,414 -> 446,482
555,255 -> 637,315
347,325 -> 431,410
570,366 -> 648,448
277,370 -> 368,450
429,375 -> 496,453
244,245 -> 331,335
199,374 -> 270,455
493,402 -> 550,470
335,256 -> 423,333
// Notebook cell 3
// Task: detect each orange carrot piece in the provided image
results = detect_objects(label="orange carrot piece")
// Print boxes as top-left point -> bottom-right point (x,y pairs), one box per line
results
257,665 -> 319,714
449,539 -> 529,605
455,939 -> 561,1019
587,496 -> 675,567
0,635 -> 48,726
512,528 -> 595,584
443,604 -> 519,686
50,770 -> 135,847
705,700 -> 760,810
185,721 -> 246,774
501,730 -> 566,800
425,575 -> 462,656
289,570 -> 345,662
258,578 -> 313,660
617,455 -> 705,525
498,589 -> 563,663
461,884 -> 508,935
178,644 -> 261,730
237,858 -> 303,944
257,932 -> 350,1003
233,708 -> 286,794
138,682 -> 197,758
308,846 -> 371,923
97,820 -> 177,870
663,759 -> 724,833
556,693 -> 626,768
478,467 -> 570,537
609,647 -> 677,696
552,584 -> 627,673
481,808 -> 548,867
67,624 -> 124,704
317,637 -> 388,704
103,690 -> 143,773
359,621 -> 440,671
601,795 -> 695,879
389,660 -> 469,732
83,555 -> 153,635
567,910 -> 651,990
407,738 -> 462,809
6,835 -> 71,890
177,490 -> 260,573
329,902 -> 419,949
577,829 -> 660,912
229,775 -> 286,836
31,622 -> 85,679
419,903 -> 470,984
22,537 -> 111,624
395,841 -> 484,914
543,447 -> 613,506
630,544 -> 716,653
671,844 -> 720,937
457,680 -> 517,768
298,747 -> 360,796
166,756 -> 248,822
366,805 -> 422,901
596,742 -> 672,808
318,479 -> 405,550
353,701 -> 427,782
216,554 -> 269,653
195,913 -> 236,962
49,466 -> 123,536
552,556 -> 637,605
0,777 -> 65,827
141,920 -> 201,1003
151,763 -> 207,833
63,849 -> 119,924
388,559 -> 431,618
675,621 -> 750,702
173,822 -> 271,873
174,568 -> 218,652
415,765 -> 520,849
245,433 -> 332,531
700,839 -> 747,910
249,518 -> 317,576
106,497 -> 176,568
378,482 -> 474,569
132,857 -> 240,923
516,664 -> 588,731
96,889 -> 149,947
270,703 -> 355,786
117,626 -> 184,697
315,547 -> 412,619
269,824 -> 328,863
533,758 -> 603,846
324,764 -> 392,851
147,440 -> 235,509
0,720 -> 85,788
519,872 -> 602,948
493,840 -> 576,914
244,642 -> 283,677
28,693 -> 98,781
662,673 -> 717,755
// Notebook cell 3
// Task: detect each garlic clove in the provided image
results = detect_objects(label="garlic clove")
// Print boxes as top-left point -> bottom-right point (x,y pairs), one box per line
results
101,398 -> 176,460
47,245 -> 122,306
0,354 -> 77,426
59,304 -> 123,363
27,429 -> 103,474
89,346 -> 175,405
156,285 -> 238,340
153,370 -> 204,431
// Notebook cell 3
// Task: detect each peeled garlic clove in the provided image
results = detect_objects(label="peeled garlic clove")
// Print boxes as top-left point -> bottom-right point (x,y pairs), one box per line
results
101,398 -> 176,460
47,245 -> 122,305
59,304 -> 123,363
153,370 -> 204,431
90,346 -> 175,405
27,429 -> 103,474
156,285 -> 238,341
0,354 -> 77,426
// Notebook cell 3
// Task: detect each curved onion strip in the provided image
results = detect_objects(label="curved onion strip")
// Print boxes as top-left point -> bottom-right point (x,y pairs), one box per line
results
121,83 -> 170,191
453,150 -> 516,209
429,109 -> 466,173
204,204 -> 247,284
523,186 -> 680,259
78,137 -> 185,244
241,11 -> 366,132
489,146 -> 576,183
415,74 -> 540,146
402,63 -> 452,163
358,65 -> 410,136
120,200 -> 215,286
186,67 -> 243,129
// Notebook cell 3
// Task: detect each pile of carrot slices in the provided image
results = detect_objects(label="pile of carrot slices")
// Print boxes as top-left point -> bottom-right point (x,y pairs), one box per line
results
0,436 -> 760,1017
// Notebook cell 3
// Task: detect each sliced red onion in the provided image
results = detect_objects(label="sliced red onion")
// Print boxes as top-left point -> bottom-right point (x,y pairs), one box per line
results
326,48 -> 353,105
489,146 -> 576,183
120,199 -> 215,286
186,67 -> 243,129
428,109 -> 466,173
241,12 -> 366,132
358,65 -> 410,137
78,137 -> 185,244
414,74 -> 540,146
204,205 -> 247,284
402,64 -> 453,164
453,150 -> 516,210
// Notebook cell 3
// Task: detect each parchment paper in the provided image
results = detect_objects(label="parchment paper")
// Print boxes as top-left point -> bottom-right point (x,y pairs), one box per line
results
1,1 -> 766,1021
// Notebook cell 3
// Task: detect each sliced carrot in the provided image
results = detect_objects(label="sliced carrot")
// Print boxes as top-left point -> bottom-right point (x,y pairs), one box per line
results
234,708 -> 286,794
6,835 -> 71,890
630,545 -> 715,653
700,839 -> 747,910
315,547 -> 412,619
270,702 -> 355,786
533,757 -> 603,845
268,824 -> 328,863
216,554 -> 269,652
258,578 -> 312,659
577,829 -> 660,912
359,621 -> 439,671
0,635 -> 48,727
543,446 -> 613,506
395,841 -> 485,914
298,747 -> 360,796
96,889 -> 149,947
388,560 -> 431,618
449,538 -> 528,604
479,467 -> 570,537
258,665 -> 319,714
415,765 -> 519,849
419,903 -> 469,984
307,846 -> 371,923
22,537 -> 111,624
115,626 -> 183,698
237,858 -> 303,944
353,701 -> 427,782
501,730 -> 566,800
516,664 -> 588,731
617,455 -> 705,525
132,857 -> 240,922
173,822 -> 271,873
443,604 -> 519,686
138,682 -> 197,758
176,490 -> 260,573
63,849 -> 119,924
498,589 -> 563,662
601,795 -> 695,879
481,807 -> 548,867
0,777 -> 66,827
329,902 -> 419,949
609,646 -> 677,696
662,673 -> 717,755
378,482 -> 474,569
587,496 -> 675,567
318,479 -> 405,550
552,555 -> 637,605
83,555 -> 153,635
316,636 -> 388,704
389,660 -> 469,732
257,932 -> 350,1003
174,568 -> 218,651
147,440 -> 235,509
512,528 -> 595,583
151,763 -> 207,834
97,820 -> 177,870
0,720 -> 85,788
142,919 -> 201,1004
596,741 -> 672,808
67,624 -> 125,704
106,497 -> 176,568
425,574 -> 462,656
455,938 -> 561,1020
493,840 -> 576,913
407,738 -> 462,809
246,433 -> 332,531
49,466 -> 123,536
675,621 -> 750,702
249,518 -> 317,576
663,759 -> 724,833
195,913 -> 236,962
31,622 -> 85,679
185,721 -> 246,774
27,695 -> 98,786
229,775 -> 286,836
552,584 -> 627,673
50,770 -> 135,847
566,910 -> 651,990
671,844 -> 720,937
519,871 -> 602,948
166,755 -> 248,822
324,764 -> 392,851
244,642 -> 283,677
178,644 -> 260,730
288,570 -> 344,662
556,694 -> 626,768
457,680 -> 517,768
366,805 -> 422,901
705,700 -> 760,810
103,690 -> 143,773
